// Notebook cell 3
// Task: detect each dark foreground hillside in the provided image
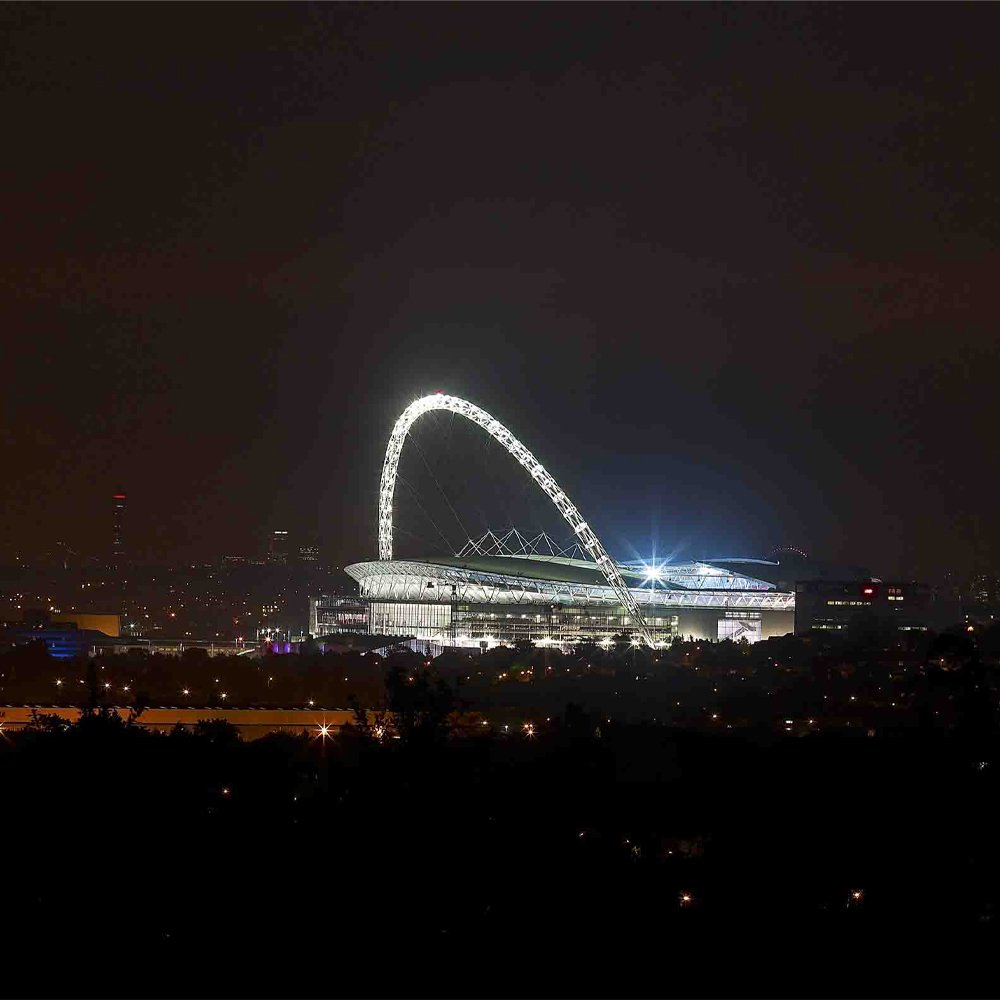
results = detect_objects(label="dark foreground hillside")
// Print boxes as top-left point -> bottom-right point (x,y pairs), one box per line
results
2,698 -> 999,998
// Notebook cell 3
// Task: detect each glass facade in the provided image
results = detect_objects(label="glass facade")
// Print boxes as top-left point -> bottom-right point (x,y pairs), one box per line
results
370,602 -> 453,637
717,611 -> 762,642
449,604 -> 678,645
313,596 -> 679,648
312,596 -> 370,636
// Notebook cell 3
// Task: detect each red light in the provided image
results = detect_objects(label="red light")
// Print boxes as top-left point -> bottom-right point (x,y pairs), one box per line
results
863,586 -> 874,596
112,494 -> 127,500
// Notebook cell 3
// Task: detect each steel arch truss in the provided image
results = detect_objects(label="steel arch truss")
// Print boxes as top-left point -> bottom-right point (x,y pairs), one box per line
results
378,393 -> 657,646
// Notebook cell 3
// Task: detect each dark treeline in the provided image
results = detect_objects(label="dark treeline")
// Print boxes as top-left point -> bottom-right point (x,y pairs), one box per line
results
3,621 -> 999,736
3,656 -> 1000,997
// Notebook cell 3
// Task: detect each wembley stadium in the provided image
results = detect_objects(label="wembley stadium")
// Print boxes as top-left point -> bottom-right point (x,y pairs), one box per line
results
316,393 -> 796,650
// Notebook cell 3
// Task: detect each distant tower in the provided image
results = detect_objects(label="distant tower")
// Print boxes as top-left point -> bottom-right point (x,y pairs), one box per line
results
112,492 -> 126,565
268,530 -> 289,564
298,544 -> 320,563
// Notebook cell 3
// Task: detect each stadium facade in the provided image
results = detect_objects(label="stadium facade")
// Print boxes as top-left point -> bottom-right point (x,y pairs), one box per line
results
317,393 -> 796,650
320,532 -> 794,649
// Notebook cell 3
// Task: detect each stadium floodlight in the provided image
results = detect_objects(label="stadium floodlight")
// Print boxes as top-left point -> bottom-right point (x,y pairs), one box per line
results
643,564 -> 662,581
377,392 -> 656,647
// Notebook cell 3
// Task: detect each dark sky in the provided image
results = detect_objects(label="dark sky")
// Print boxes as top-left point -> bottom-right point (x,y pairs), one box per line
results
3,3 -> 999,579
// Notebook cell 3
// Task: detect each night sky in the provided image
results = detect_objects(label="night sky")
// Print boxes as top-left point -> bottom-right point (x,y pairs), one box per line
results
4,3 -> 999,579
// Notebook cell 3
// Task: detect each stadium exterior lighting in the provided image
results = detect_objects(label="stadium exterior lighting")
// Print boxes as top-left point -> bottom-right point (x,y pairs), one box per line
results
377,393 -> 656,647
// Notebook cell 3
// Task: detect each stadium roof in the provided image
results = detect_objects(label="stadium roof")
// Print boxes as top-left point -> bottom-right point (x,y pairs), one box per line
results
429,552 -> 688,589
405,552 -> 781,591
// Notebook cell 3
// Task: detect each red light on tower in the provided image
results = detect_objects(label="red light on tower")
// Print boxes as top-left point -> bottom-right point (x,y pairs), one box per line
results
862,585 -> 875,596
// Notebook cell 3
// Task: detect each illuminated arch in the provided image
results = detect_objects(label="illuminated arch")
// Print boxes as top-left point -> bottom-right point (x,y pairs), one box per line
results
378,393 -> 655,647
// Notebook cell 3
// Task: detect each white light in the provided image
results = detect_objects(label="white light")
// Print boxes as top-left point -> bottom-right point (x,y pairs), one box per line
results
375,393 -> 657,647
643,564 -> 662,581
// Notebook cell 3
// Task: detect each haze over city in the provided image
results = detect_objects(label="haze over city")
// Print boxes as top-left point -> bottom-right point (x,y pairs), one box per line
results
5,4 -> 1000,580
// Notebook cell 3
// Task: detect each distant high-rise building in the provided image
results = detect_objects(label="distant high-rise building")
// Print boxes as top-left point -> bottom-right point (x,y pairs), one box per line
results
794,580 -> 939,634
298,544 -> 319,563
268,530 -> 290,564
112,492 -> 126,564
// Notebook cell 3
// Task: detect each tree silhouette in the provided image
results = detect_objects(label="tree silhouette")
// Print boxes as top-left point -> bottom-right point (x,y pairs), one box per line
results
384,664 -> 454,744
